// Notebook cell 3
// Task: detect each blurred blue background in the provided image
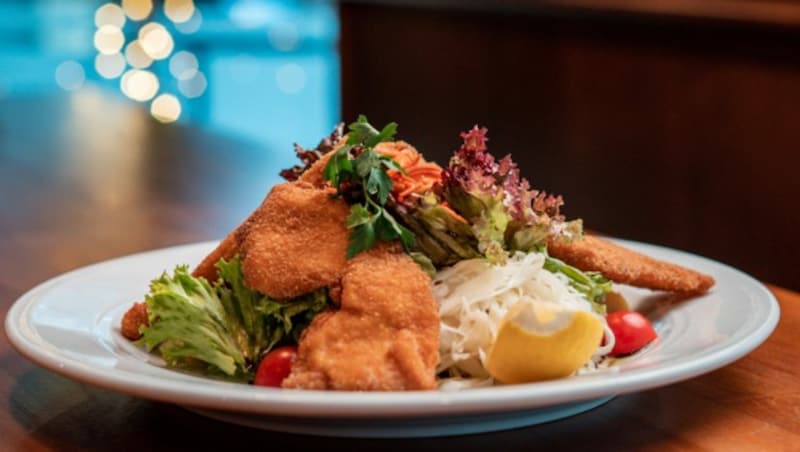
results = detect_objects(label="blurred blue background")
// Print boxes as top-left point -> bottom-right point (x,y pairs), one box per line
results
0,0 -> 341,171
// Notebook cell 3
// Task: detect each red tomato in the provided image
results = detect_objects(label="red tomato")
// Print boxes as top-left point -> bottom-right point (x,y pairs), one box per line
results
606,311 -> 657,356
254,346 -> 298,387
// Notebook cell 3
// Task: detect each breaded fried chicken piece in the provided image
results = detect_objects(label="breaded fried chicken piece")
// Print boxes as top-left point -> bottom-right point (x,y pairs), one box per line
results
548,235 -> 715,294
123,181 -> 346,341
121,302 -> 148,340
193,135 -> 344,283
297,133 -> 348,187
239,182 -> 350,300
192,228 -> 241,282
190,177 -> 347,300
297,149 -> 334,188
282,246 -> 440,390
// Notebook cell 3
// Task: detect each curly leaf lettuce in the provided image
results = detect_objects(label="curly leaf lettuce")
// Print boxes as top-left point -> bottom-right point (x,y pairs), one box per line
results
138,256 -> 330,380
439,126 -> 576,263
138,266 -> 248,378
396,125 -> 609,310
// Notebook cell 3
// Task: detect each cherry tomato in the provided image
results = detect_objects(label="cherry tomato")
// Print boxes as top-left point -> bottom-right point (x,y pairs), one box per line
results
254,346 -> 298,387
606,311 -> 657,356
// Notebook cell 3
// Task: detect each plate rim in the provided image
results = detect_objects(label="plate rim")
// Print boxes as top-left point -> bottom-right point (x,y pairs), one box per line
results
3,239 -> 781,418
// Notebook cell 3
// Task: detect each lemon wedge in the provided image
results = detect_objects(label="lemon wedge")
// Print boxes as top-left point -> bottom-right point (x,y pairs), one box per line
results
486,301 -> 604,383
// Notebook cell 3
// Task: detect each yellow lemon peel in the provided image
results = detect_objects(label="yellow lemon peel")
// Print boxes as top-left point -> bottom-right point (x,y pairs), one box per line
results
486,302 -> 604,383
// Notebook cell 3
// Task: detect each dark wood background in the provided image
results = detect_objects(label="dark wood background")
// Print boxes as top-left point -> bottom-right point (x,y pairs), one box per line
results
339,2 -> 800,290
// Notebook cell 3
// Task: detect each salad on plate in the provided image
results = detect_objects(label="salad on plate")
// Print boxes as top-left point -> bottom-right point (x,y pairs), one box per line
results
120,117 -> 714,391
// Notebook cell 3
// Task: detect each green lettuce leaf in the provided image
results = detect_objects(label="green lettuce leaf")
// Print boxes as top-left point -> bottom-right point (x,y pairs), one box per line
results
138,265 -> 249,378
469,195 -> 510,264
138,256 -> 330,380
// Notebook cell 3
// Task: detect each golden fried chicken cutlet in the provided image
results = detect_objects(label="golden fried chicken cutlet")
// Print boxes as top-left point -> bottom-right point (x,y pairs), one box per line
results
122,181 -> 349,341
121,302 -> 148,340
192,228 -> 240,282
194,132 -> 346,284
189,179 -> 350,300
239,182 -> 350,300
548,235 -> 715,294
297,149 -> 334,188
282,246 -> 440,390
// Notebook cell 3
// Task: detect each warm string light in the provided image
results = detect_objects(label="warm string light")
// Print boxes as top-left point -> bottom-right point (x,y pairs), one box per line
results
125,40 -> 153,68
122,0 -> 153,21
121,69 -> 160,101
85,1 -> 207,123
94,25 -> 125,55
150,94 -> 182,122
139,22 -> 174,60
95,53 -> 127,79
164,0 -> 195,24
95,3 -> 126,28
175,8 -> 202,34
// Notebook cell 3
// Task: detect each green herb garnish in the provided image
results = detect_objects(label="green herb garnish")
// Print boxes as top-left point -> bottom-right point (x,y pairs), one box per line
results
323,115 -> 415,258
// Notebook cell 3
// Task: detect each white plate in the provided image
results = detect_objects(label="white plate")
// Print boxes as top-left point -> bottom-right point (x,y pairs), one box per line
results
4,240 -> 779,437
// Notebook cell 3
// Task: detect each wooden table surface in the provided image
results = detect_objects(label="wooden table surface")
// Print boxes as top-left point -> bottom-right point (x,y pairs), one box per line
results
1,92 -> 798,451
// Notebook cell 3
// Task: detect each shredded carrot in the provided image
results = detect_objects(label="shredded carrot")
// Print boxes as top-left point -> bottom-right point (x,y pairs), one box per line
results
375,141 -> 443,204
374,142 -> 469,225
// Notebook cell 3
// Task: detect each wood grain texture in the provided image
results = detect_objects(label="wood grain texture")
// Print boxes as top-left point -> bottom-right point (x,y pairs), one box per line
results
1,92 -> 797,450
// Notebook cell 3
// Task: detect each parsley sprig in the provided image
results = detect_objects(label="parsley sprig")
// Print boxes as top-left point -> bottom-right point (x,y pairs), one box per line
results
323,115 -> 415,258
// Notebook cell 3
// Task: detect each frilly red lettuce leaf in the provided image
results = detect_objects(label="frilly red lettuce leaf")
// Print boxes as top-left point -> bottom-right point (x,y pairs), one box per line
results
439,126 -> 577,263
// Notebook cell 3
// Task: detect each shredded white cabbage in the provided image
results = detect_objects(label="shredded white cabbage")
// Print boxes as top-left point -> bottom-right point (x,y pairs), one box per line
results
434,252 -> 614,388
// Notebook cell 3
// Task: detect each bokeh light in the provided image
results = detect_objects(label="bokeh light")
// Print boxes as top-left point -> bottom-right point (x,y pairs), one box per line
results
122,0 -> 153,21
268,22 -> 300,52
164,0 -> 195,24
150,94 -> 182,123
178,71 -> 207,98
275,63 -> 306,94
169,51 -> 198,80
175,8 -> 202,34
55,61 -> 85,91
121,69 -> 160,101
229,0 -> 270,29
139,22 -> 174,60
95,53 -> 127,79
125,40 -> 153,69
90,0 -> 206,124
93,25 -> 125,55
95,3 -> 126,28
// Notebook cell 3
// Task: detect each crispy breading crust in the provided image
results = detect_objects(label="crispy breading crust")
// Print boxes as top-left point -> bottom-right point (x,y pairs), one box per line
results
297,133 -> 347,187
192,136 -> 344,283
121,302 -> 148,340
239,182 -> 350,300
297,151 -> 334,188
282,245 -> 440,390
547,235 -> 715,294
191,228 -> 241,282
